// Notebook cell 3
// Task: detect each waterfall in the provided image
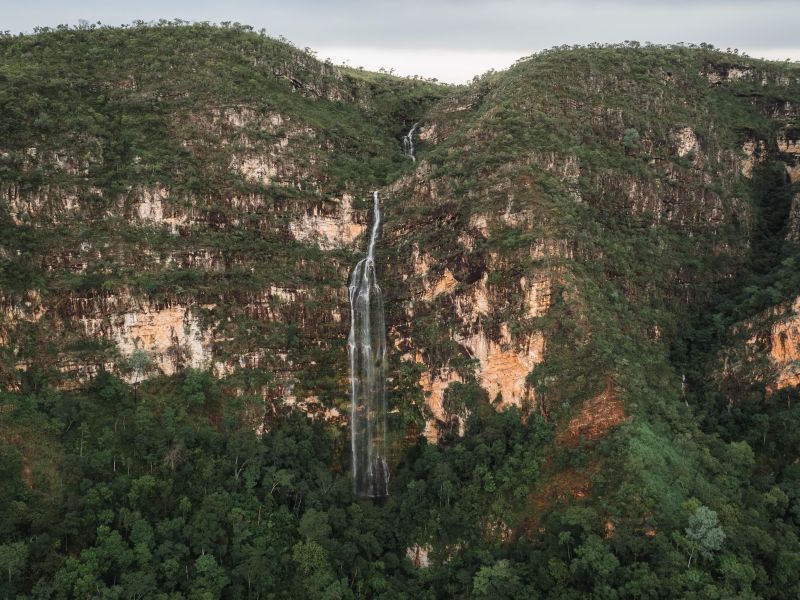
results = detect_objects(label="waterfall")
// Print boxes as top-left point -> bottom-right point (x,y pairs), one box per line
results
402,123 -> 418,162
348,191 -> 389,497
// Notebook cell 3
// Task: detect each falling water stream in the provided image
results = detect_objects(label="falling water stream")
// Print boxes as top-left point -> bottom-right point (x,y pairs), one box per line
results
402,123 -> 418,162
348,191 -> 389,497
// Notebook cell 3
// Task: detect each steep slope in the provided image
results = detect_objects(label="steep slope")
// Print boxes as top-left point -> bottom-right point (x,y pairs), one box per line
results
386,45 -> 785,437
381,44 -> 800,595
0,22 -> 443,420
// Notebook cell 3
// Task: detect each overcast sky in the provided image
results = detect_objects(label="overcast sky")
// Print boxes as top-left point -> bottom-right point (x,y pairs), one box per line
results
3,0 -> 799,83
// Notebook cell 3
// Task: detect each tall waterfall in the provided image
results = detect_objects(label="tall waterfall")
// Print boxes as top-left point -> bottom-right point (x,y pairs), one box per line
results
348,191 -> 389,497
402,123 -> 418,162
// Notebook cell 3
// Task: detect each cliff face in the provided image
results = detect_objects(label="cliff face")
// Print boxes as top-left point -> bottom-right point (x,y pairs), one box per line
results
718,296 -> 800,395
0,25 -> 442,425
3,30 -> 800,442
2,30 -> 800,506
377,47 -> 800,442
769,297 -> 800,389
0,97 -> 366,407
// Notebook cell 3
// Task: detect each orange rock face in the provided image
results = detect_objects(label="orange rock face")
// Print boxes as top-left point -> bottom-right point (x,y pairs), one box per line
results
777,133 -> 800,183
417,328 -> 545,442
769,297 -> 800,390
289,193 -> 366,250
408,238 -> 553,440
423,269 -> 458,301
419,368 -> 463,442
557,382 -> 626,447
80,300 -> 214,379
455,325 -> 544,408
740,139 -> 766,178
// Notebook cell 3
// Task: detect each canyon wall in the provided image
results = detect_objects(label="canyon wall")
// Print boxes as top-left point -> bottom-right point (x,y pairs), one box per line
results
2,34 -> 799,446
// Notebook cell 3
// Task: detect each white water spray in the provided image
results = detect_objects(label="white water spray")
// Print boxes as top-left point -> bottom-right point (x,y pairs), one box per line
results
402,123 -> 418,162
348,191 -> 389,497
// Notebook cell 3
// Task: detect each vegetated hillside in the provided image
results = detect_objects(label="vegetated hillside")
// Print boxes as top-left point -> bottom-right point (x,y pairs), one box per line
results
1,23 -> 800,598
0,21 -> 443,411
382,42 -> 800,595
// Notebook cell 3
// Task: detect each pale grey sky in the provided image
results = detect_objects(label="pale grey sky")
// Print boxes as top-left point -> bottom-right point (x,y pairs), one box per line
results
2,0 -> 798,83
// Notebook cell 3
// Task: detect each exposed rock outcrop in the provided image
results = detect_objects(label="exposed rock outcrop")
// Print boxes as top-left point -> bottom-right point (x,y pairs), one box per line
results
405,545 -> 431,568
673,126 -> 699,159
777,130 -> 800,183
419,367 -> 462,442
768,297 -> 800,390
556,382 -> 626,446
289,194 -> 365,250
740,138 -> 767,178
82,301 -> 214,378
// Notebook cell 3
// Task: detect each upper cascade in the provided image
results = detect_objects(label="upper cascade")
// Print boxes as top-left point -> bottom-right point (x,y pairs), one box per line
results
402,123 -> 419,162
